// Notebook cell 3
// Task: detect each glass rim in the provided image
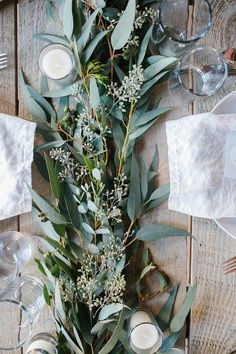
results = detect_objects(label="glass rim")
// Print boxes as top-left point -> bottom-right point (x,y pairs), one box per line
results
177,45 -> 228,97
158,0 -> 212,44
129,322 -> 163,352
0,300 -> 32,350
38,42 -> 75,81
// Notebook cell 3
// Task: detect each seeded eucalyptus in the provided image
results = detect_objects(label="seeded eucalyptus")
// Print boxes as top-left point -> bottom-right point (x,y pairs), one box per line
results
21,0 -> 196,353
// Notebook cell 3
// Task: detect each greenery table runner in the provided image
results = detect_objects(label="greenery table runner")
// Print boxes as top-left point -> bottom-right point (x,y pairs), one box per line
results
20,0 -> 196,353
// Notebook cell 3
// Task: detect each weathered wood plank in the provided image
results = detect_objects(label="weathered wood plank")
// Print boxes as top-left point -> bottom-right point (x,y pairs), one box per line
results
140,83 -> 192,348
17,0 -> 55,349
0,2 -> 21,353
190,0 -> 236,352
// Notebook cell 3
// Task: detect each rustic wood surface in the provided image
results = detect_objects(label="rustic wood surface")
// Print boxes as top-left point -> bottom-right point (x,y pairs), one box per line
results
0,0 -> 235,353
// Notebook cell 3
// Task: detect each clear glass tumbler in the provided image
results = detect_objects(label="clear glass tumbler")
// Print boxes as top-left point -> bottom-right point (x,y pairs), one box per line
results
150,0 -> 212,57
169,46 -> 228,103
128,309 -> 163,354
0,276 -> 44,350
0,231 -> 32,292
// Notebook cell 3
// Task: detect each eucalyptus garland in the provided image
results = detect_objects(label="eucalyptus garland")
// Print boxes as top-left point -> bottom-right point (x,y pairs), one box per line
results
20,0 -> 196,353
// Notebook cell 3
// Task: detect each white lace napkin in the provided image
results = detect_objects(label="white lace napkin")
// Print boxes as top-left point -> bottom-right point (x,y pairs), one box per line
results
0,114 -> 36,220
166,112 -> 236,219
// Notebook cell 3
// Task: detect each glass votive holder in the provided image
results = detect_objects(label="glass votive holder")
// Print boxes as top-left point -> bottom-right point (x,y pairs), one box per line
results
38,43 -> 77,86
0,276 -> 45,350
169,45 -> 228,104
150,0 -> 212,57
0,231 -> 32,292
26,333 -> 58,354
128,309 -> 163,354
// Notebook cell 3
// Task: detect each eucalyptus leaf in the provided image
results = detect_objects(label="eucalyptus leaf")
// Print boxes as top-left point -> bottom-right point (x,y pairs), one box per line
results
42,236 -> 77,262
84,30 -> 109,62
146,184 -> 170,204
35,141 -> 65,152
30,188 -> 66,225
90,77 -> 100,109
139,263 -> 156,281
98,310 -> 125,354
156,285 -> 179,332
170,284 -> 197,333
127,154 -> 141,221
136,224 -> 192,241
143,57 -> 177,81
27,85 -> 56,120
98,303 -> 124,321
147,55 -> 167,65
33,33 -> 70,47
55,281 -> 66,321
129,118 -> 157,141
140,70 -> 169,96
43,84 -> 75,98
113,61 -> 125,82
63,0 -> 74,39
60,323 -> 84,354
137,25 -> 153,66
43,284 -> 51,306
159,331 -> 181,353
45,154 -> 62,200
136,107 -> 170,127
77,9 -> 99,53
111,0 -> 136,50
91,320 -> 115,335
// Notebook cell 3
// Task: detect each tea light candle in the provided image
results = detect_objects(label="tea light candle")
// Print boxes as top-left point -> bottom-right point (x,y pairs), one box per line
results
39,44 -> 75,81
26,333 -> 57,354
129,310 -> 163,354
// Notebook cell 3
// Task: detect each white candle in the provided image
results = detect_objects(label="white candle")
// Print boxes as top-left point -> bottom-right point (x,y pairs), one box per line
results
26,339 -> 55,354
42,48 -> 73,80
129,311 -> 162,354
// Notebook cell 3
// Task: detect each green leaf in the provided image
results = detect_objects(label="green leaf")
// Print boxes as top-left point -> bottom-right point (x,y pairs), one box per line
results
170,284 -> 197,333
98,303 -> 124,321
60,323 -> 84,354
159,331 -> 181,353
140,70 -> 169,96
156,285 -> 179,332
54,255 -> 75,280
91,320 -> 115,335
67,240 -> 83,262
84,30 -> 109,62
30,188 -> 66,225
111,0 -> 136,50
129,118 -> 157,141
137,25 -> 153,66
140,157 -> 148,201
42,236 -> 77,262
98,310 -> 125,354
112,118 -> 124,149
63,0 -> 74,39
20,71 -> 47,123
64,184 -> 82,230
35,141 -> 65,152
136,224 -> 192,241
143,57 -> 177,81
113,61 -> 125,82
127,154 -> 141,221
34,151 -> 49,182
90,77 -> 100,109
45,154 -> 62,200
149,146 -> 159,176
146,184 -> 170,204
33,33 -> 70,47
136,107 -> 170,127
77,9 -> 99,53
43,83 -> 75,98
27,85 -> 56,120
43,284 -> 51,306
139,263 -> 156,281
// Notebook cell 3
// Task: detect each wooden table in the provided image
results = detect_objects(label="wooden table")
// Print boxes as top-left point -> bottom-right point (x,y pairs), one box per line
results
0,0 -> 235,353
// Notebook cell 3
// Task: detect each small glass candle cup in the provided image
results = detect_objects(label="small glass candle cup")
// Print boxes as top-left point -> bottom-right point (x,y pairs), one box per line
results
128,309 -> 163,354
0,276 -> 45,350
150,0 -> 212,57
0,231 -> 32,292
26,333 -> 58,354
169,46 -> 228,104
38,43 -> 77,85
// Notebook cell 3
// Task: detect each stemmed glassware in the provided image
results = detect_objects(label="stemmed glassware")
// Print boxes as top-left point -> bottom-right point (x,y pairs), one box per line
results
150,0 -> 212,57
0,231 -> 32,292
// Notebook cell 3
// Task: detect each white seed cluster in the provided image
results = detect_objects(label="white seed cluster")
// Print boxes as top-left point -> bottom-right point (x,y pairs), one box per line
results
134,7 -> 158,29
107,65 -> 144,111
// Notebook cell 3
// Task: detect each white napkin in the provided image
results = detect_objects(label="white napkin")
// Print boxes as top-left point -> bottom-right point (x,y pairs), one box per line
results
166,112 -> 236,219
0,114 -> 36,220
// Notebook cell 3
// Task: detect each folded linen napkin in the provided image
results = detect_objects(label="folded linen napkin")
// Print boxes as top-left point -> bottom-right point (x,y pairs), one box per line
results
0,114 -> 36,220
166,112 -> 236,219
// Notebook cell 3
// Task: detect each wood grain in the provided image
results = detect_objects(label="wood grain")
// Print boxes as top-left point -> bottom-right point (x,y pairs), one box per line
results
139,83 -> 192,348
0,3 -> 21,353
190,0 -> 236,353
